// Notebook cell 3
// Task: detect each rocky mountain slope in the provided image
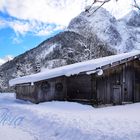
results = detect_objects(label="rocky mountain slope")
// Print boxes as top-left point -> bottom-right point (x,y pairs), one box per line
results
0,7 -> 140,91
68,7 -> 136,53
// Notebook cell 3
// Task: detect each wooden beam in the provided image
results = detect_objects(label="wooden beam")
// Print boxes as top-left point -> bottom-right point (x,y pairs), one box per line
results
91,74 -> 98,105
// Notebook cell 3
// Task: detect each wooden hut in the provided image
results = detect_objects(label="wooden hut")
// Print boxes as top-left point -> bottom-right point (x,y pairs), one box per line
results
9,51 -> 140,105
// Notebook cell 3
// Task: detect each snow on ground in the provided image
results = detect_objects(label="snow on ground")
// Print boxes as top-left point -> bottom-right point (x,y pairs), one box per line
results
0,93 -> 140,140
0,126 -> 34,140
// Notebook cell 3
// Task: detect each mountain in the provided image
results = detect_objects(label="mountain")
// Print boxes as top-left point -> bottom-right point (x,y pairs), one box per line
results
0,7 -> 140,92
120,10 -> 140,50
68,7 -> 137,53
0,55 -> 13,66
122,10 -> 140,27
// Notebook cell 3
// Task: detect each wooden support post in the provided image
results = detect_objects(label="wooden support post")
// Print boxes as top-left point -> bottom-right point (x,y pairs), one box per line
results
64,77 -> 68,101
91,74 -> 97,105
132,61 -> 135,103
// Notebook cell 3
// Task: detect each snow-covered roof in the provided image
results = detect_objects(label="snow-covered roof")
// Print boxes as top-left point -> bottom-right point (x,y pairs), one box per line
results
9,50 -> 140,86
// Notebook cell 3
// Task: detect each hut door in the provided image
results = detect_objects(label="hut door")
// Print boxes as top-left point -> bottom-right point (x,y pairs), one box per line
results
113,85 -> 122,105
135,83 -> 140,102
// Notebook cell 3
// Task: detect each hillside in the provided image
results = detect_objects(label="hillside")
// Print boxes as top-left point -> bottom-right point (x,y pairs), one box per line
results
0,7 -> 140,91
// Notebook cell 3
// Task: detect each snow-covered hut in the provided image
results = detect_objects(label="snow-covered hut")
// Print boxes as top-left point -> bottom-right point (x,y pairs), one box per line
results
9,51 -> 140,105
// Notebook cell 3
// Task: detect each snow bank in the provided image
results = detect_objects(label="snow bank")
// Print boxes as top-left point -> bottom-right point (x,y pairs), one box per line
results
0,93 -> 140,140
9,50 -> 140,86
0,126 -> 34,140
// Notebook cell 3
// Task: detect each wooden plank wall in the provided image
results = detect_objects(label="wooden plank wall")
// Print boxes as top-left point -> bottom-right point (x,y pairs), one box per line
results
134,60 -> 140,102
95,62 -> 135,104
16,76 -> 67,103
67,75 -> 92,100
16,83 -> 37,103
35,76 -> 67,102
123,64 -> 134,102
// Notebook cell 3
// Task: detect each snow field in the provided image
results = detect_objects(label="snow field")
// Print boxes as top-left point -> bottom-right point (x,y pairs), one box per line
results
0,93 -> 140,140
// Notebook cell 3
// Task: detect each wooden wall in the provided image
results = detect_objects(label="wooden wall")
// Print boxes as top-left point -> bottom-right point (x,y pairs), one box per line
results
134,60 -> 140,102
95,60 -> 139,105
15,59 -> 140,105
16,76 -> 67,103
16,83 -> 38,103
35,76 -> 67,103
67,75 -> 92,100
66,60 -> 139,105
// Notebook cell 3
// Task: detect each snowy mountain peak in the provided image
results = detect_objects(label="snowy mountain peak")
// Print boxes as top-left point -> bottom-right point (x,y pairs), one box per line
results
122,10 -> 140,27
68,7 -> 135,53
68,7 -> 116,34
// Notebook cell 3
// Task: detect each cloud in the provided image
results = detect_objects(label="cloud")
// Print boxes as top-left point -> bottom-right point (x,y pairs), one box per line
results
1,0 -> 86,26
0,17 -> 65,37
12,35 -> 22,44
8,20 -> 31,35
95,0 -> 137,19
0,55 -> 14,66
0,0 -> 137,25
36,24 -> 65,36
0,20 -> 6,28
86,0 -> 139,19
0,0 -> 138,37
0,18 -> 31,37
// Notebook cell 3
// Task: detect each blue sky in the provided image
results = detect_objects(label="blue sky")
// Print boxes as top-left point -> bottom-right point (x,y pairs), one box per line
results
0,22 -> 62,58
0,0 -> 135,65
0,10 -> 64,58
0,26 -> 50,58
0,0 -> 88,64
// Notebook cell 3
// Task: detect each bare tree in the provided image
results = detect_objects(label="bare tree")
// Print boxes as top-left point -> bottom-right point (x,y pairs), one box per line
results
86,0 -> 140,13
133,0 -> 140,10
85,0 -> 118,13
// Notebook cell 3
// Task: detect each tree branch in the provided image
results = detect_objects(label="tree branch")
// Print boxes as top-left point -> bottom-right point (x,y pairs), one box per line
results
85,0 -> 118,14
91,1 -> 108,13
133,0 -> 140,10
86,0 -> 112,15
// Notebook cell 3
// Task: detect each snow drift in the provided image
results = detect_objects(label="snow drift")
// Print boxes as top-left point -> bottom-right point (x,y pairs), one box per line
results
0,93 -> 140,140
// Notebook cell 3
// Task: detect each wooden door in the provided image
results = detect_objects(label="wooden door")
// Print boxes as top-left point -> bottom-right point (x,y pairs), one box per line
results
135,83 -> 140,102
113,85 -> 122,105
